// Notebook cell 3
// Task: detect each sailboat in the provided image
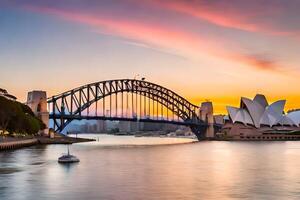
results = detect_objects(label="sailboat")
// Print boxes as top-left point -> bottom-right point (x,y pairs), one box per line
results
58,145 -> 80,163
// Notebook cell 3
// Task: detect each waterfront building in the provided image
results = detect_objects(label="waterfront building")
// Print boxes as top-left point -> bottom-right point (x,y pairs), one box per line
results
221,94 -> 300,140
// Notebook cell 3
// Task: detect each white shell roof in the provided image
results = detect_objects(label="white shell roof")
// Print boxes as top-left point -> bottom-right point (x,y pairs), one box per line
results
286,111 -> 300,126
268,100 -> 286,115
227,106 -> 254,125
227,106 -> 238,121
260,110 -> 278,127
276,116 -> 295,126
253,94 -> 269,108
259,100 -> 286,127
241,97 -> 265,128
241,109 -> 254,125
226,94 -> 297,128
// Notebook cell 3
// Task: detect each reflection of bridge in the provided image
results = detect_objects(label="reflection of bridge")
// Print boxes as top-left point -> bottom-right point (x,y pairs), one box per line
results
43,79 -> 217,140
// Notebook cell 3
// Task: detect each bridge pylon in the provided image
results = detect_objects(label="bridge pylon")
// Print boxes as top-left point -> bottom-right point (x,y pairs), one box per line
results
198,101 -> 215,139
26,91 -> 49,136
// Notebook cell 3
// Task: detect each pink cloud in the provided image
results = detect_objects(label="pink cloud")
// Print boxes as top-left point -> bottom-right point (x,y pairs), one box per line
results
153,1 -> 259,32
24,5 -> 290,74
24,5 -> 222,58
140,0 -> 299,37
234,54 -> 279,71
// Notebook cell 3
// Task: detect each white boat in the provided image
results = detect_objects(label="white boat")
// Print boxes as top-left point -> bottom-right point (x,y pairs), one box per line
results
58,146 -> 80,163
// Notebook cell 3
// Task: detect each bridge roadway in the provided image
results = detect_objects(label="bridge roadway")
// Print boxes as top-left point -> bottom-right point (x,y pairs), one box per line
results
49,114 -> 203,126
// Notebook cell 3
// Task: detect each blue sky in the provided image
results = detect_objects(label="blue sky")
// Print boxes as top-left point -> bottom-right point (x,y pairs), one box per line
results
1,0 -> 300,113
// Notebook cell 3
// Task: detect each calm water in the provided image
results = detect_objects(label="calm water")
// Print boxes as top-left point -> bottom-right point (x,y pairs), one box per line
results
1,134 -> 300,200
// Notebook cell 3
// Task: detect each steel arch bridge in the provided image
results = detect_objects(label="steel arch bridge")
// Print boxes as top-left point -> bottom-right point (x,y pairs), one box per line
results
47,79 -> 208,140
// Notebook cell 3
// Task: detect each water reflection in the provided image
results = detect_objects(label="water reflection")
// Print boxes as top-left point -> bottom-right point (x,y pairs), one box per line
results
58,162 -> 79,173
0,135 -> 300,199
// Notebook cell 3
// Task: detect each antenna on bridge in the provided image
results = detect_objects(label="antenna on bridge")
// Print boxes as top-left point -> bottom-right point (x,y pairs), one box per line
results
134,74 -> 146,81
134,74 -> 140,80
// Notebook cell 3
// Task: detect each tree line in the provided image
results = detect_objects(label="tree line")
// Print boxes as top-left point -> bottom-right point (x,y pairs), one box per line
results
0,96 -> 46,135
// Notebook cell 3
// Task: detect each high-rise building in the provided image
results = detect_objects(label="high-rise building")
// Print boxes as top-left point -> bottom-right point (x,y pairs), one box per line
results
97,120 -> 107,133
118,121 -> 131,133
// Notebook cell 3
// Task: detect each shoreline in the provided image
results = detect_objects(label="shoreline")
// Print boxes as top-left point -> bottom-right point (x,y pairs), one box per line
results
0,136 -> 95,151
0,138 -> 38,150
2,134 -> 300,151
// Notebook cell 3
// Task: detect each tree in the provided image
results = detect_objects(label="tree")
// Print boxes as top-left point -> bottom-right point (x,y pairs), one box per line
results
23,114 -> 40,135
0,97 -> 14,133
20,103 -> 35,116
9,101 -> 26,134
0,110 -> 11,133
0,96 -> 43,135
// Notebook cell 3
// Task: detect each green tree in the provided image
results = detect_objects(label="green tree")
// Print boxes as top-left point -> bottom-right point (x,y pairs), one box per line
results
0,96 -> 44,135
23,114 -> 40,135
0,97 -> 15,133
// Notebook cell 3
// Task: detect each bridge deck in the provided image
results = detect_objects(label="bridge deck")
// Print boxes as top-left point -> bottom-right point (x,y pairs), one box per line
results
49,114 -> 204,126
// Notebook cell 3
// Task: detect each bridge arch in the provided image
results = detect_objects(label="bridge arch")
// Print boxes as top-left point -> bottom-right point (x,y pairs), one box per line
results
47,79 -> 207,139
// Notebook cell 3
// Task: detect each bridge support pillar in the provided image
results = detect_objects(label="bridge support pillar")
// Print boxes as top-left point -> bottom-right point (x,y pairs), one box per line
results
191,125 -> 207,140
26,91 -> 49,136
199,102 -> 215,139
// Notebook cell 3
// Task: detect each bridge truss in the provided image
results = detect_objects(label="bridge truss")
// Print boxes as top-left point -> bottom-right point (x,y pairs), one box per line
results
47,79 -> 208,139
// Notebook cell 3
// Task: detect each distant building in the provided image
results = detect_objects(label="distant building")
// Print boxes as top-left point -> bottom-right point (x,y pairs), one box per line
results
118,121 -> 130,132
87,124 -> 98,133
118,121 -> 138,132
140,122 -> 162,131
97,120 -> 107,132
161,123 -> 178,132
214,115 -> 225,125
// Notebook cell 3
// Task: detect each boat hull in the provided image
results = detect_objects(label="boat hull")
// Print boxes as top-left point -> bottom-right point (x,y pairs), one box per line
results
58,155 -> 80,163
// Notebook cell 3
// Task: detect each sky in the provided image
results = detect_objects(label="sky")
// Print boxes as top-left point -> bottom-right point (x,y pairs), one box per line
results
0,0 -> 300,114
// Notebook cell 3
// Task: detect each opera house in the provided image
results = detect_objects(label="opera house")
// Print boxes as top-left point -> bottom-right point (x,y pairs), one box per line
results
220,94 -> 300,140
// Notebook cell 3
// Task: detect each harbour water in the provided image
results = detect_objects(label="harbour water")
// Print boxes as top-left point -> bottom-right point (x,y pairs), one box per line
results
1,134 -> 300,199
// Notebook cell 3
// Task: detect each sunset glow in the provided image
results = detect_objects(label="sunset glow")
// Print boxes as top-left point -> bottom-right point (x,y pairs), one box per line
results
1,0 -> 300,113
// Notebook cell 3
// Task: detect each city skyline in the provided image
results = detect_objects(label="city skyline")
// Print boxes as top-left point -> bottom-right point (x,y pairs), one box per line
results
1,0 -> 300,113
